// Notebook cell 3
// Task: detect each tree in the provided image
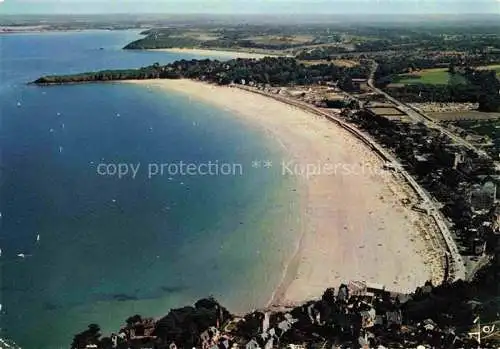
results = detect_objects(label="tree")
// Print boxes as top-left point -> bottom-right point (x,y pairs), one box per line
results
71,324 -> 102,349
478,93 -> 500,112
126,314 -> 142,327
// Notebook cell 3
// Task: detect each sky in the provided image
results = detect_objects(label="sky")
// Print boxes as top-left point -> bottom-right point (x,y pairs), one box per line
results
0,0 -> 499,15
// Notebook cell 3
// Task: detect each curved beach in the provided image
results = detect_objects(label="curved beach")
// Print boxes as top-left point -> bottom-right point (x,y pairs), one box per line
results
127,79 -> 443,306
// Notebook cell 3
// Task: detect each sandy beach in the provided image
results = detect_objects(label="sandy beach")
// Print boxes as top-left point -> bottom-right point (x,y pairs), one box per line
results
127,79 -> 443,306
148,48 -> 279,59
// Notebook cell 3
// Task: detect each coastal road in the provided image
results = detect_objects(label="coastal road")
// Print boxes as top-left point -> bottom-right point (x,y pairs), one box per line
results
237,85 -> 467,282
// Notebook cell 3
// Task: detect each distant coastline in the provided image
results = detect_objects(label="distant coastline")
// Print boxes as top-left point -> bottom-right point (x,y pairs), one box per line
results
0,27 -> 135,34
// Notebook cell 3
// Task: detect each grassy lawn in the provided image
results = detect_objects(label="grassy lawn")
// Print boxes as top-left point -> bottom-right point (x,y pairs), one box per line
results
395,68 -> 466,85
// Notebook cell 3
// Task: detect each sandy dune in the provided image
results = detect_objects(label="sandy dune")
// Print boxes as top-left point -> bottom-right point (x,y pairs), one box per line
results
127,79 -> 440,305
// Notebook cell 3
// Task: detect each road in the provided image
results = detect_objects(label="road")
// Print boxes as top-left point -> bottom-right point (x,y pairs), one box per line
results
366,61 -> 490,158
237,85 -> 467,282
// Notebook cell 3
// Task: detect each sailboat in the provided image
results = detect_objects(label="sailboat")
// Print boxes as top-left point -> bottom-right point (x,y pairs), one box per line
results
36,233 -> 40,243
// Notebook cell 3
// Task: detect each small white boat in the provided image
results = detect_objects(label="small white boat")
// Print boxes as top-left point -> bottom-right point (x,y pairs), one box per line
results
59,146 -> 63,153
61,123 -> 65,129
57,112 -> 61,116
49,128 -> 54,133
17,253 -> 26,258
16,101 -> 21,107
36,234 -> 40,242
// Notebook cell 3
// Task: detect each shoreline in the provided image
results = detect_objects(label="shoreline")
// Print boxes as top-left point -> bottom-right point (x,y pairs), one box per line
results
125,79 -> 443,307
147,48 -> 282,59
0,28 -> 134,35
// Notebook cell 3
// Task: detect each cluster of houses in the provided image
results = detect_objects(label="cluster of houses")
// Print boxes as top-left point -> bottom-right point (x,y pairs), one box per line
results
342,105 -> 500,262
80,279 -> 493,349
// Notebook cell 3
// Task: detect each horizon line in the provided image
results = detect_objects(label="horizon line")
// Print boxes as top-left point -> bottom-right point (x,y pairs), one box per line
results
2,12 -> 500,16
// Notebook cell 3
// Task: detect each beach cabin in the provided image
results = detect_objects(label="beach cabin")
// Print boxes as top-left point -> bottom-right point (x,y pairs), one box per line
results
347,280 -> 367,296
351,78 -> 368,92
472,238 -> 486,255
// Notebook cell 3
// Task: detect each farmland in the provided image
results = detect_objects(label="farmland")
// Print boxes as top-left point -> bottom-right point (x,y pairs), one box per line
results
393,68 -> 466,85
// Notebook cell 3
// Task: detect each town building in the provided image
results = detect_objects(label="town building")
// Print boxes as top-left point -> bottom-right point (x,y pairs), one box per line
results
469,181 -> 497,211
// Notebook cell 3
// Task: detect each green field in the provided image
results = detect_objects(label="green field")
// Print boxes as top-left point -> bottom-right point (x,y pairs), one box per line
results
395,68 -> 466,85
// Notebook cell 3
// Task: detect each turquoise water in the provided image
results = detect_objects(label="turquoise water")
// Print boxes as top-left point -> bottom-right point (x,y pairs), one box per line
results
0,30 -> 300,348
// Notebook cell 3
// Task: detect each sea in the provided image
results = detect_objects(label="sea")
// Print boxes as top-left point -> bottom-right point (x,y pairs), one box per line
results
0,30 -> 301,349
